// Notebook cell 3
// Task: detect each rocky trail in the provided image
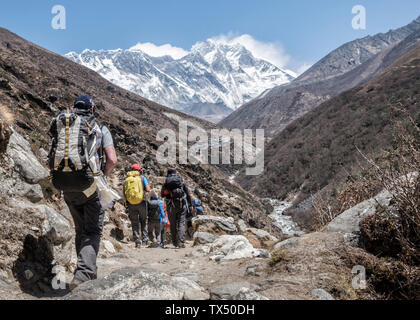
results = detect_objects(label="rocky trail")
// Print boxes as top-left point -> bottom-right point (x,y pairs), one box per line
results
0,207 -> 363,301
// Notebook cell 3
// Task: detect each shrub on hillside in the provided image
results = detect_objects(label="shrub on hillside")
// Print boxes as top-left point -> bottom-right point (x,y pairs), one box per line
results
358,110 -> 419,266
344,110 -> 420,300
342,246 -> 420,300
360,208 -> 402,258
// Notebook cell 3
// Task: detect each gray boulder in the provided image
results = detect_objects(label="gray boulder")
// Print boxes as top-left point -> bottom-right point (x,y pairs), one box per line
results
232,287 -> 269,300
193,232 -> 218,245
173,272 -> 200,283
40,205 -> 73,245
273,237 -> 299,250
255,249 -> 270,259
237,219 -> 248,233
325,189 -> 392,235
311,288 -> 335,300
59,206 -> 73,222
102,240 -> 116,254
0,166 -> 43,203
18,183 -> 44,203
192,216 -> 237,234
7,200 -> 72,246
39,148 -> 49,164
211,282 -> 259,300
209,235 -> 270,261
246,228 -> 278,242
245,262 -> 262,277
6,130 -> 49,184
65,267 -> 209,300
54,239 -> 75,269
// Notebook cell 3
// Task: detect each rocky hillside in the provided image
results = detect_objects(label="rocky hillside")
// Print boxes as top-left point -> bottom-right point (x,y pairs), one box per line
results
298,15 -> 420,83
66,39 -> 295,123
220,16 -> 420,136
236,40 -> 420,203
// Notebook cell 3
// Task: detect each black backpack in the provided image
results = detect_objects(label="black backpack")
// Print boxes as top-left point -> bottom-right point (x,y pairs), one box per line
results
48,108 -> 102,192
148,200 -> 161,221
165,174 -> 185,199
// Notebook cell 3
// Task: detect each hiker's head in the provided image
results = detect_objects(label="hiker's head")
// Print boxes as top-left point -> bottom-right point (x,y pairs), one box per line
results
150,193 -> 158,201
74,95 -> 95,114
167,168 -> 177,176
131,164 -> 142,172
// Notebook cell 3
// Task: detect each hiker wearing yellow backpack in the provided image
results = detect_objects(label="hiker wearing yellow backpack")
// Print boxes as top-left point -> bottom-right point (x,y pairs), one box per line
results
123,164 -> 151,248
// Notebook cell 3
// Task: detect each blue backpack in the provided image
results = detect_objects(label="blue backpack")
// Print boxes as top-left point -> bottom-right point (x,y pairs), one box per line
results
193,199 -> 204,215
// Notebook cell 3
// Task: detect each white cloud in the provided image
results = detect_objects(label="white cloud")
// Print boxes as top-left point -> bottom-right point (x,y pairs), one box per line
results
129,42 -> 188,60
128,34 -> 311,76
209,33 -> 291,68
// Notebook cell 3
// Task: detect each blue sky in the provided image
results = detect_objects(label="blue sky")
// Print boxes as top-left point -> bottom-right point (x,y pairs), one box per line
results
1,0 -> 419,72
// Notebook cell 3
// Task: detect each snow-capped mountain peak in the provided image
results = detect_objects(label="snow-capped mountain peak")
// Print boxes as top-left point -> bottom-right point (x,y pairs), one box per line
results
65,38 -> 295,121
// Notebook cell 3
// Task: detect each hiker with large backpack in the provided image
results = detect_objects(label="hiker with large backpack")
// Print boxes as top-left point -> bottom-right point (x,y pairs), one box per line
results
48,95 -> 117,290
124,164 -> 151,248
147,194 -> 167,248
160,168 -> 192,248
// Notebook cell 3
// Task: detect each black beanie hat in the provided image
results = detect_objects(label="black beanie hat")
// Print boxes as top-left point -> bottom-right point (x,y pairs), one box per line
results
167,168 -> 177,175
74,95 -> 94,109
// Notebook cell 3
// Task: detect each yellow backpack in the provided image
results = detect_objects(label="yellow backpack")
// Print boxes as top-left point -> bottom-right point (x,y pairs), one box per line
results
124,171 -> 144,205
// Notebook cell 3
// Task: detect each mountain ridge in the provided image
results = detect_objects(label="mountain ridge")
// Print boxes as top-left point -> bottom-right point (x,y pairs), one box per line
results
65,38 -> 295,122
220,15 -> 420,135
298,15 -> 420,83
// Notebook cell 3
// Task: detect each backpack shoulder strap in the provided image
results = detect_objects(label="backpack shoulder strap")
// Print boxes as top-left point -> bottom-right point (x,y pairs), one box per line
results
97,122 -> 107,171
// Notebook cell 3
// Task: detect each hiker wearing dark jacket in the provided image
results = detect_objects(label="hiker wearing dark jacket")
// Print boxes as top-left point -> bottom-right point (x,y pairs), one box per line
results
147,194 -> 166,247
49,95 -> 117,291
161,168 -> 192,248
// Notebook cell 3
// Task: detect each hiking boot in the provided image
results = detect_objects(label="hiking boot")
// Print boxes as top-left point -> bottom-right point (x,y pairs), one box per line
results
159,243 -> 165,249
69,277 -> 84,291
135,240 -> 142,248
178,243 -> 185,249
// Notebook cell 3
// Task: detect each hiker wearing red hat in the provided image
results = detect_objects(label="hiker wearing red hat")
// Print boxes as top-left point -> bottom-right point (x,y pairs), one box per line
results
123,164 -> 151,248
131,164 -> 142,172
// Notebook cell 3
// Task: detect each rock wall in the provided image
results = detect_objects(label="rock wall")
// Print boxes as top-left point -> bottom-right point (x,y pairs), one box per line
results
0,126 -> 74,295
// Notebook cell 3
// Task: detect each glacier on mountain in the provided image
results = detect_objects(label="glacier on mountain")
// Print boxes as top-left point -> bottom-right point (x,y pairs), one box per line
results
65,38 -> 295,117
